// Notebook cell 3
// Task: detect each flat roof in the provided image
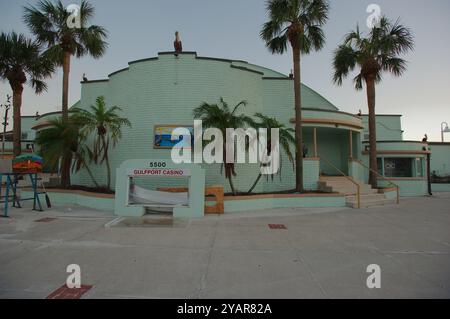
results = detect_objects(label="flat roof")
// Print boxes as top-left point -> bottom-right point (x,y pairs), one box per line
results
429,142 -> 450,146
361,114 -> 403,117
82,50 -> 288,84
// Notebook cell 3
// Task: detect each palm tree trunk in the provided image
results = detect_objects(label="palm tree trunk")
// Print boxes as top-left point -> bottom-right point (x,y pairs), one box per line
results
60,154 -> 72,188
228,174 -> 237,196
248,173 -> 263,194
62,51 -> 71,122
59,51 -> 72,188
105,154 -> 111,190
292,46 -> 304,193
101,135 -> 112,190
366,77 -> 378,189
12,86 -> 23,157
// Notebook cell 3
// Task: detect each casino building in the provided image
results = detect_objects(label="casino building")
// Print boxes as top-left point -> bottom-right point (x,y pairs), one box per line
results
23,51 -> 450,201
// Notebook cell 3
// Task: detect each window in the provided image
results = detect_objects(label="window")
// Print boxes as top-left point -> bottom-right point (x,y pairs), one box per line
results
382,158 -> 413,178
415,158 -> 424,178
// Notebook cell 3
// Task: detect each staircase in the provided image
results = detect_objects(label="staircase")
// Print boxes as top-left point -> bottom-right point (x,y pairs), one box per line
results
319,176 -> 397,208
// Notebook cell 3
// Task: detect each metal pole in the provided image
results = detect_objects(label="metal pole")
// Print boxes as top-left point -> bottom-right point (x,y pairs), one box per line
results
442,122 -> 449,143
427,153 -> 433,196
443,126 -> 445,143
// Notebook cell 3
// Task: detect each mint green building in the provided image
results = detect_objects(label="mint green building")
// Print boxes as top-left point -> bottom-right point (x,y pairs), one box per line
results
25,51 -> 449,204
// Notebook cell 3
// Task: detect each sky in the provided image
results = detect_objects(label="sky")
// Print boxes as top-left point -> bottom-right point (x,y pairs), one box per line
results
0,0 -> 449,141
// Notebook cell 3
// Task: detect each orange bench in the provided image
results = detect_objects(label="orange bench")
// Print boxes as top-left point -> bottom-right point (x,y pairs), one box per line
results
157,185 -> 224,214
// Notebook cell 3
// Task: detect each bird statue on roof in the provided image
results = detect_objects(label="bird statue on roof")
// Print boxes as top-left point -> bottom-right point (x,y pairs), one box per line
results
82,73 -> 88,82
174,31 -> 183,56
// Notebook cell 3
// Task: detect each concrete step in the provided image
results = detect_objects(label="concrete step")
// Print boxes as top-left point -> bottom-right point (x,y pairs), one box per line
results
319,176 -> 352,181
319,176 -> 383,198
335,188 -> 378,195
346,198 -> 397,209
346,193 -> 386,202
320,183 -> 377,196
323,180 -> 371,187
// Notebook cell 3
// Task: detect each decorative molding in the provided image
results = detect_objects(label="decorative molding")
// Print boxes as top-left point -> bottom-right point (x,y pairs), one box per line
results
362,150 -> 431,155
290,118 -> 364,130
377,177 -> 427,181
80,79 -> 109,84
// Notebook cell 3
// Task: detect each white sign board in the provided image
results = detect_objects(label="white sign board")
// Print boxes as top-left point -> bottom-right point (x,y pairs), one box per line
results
128,168 -> 192,177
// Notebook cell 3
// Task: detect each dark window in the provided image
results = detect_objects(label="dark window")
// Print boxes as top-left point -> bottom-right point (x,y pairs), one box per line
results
383,158 -> 413,178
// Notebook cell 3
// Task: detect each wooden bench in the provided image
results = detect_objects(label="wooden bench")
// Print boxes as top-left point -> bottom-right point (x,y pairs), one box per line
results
157,185 -> 224,214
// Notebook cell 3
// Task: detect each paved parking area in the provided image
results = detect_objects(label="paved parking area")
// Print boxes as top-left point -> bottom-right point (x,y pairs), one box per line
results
0,193 -> 449,299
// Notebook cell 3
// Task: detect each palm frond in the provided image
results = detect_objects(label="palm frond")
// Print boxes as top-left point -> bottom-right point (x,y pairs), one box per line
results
0,31 -> 53,94
23,0 -> 108,60
332,44 -> 358,85
261,0 -> 329,55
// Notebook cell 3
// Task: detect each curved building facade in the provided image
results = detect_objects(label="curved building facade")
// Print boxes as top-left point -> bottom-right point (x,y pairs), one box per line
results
63,51 -> 363,193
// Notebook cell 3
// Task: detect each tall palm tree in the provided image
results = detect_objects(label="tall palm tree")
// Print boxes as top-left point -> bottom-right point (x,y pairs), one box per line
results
193,98 -> 254,195
73,96 -> 131,190
36,117 -> 99,188
261,0 -> 329,193
333,17 -> 414,188
24,0 -> 107,188
0,32 -> 54,157
23,0 -> 108,122
247,113 -> 295,194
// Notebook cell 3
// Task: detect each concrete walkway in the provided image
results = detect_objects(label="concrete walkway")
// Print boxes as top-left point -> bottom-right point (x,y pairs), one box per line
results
0,193 -> 449,299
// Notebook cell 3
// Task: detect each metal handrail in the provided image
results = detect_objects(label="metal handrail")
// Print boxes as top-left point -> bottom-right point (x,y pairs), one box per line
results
320,157 -> 361,209
353,159 -> 400,204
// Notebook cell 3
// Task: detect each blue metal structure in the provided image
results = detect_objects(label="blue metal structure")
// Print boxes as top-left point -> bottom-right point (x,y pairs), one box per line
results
0,173 -> 43,218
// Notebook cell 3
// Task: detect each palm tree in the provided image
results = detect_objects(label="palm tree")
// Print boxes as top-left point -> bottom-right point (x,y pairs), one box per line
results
333,17 -> 414,188
73,96 -> 131,190
36,117 -> 99,188
23,0 -> 108,122
247,113 -> 295,194
193,98 -> 254,195
24,0 -> 107,188
261,0 -> 329,193
0,32 -> 54,157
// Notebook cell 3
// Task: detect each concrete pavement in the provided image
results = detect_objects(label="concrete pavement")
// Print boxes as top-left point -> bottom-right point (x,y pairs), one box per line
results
0,193 -> 449,299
